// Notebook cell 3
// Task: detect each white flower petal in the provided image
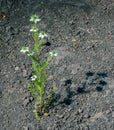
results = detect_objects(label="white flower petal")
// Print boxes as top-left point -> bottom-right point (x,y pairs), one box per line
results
30,18 -> 34,22
39,32 -> 47,39
30,28 -> 38,32
27,51 -> 34,56
31,75 -> 37,81
49,51 -> 58,57
20,47 -> 29,53
30,15 -> 41,24
34,18 -> 41,23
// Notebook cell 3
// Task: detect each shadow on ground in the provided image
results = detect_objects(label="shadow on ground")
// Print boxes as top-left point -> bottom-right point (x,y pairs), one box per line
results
54,71 -> 108,107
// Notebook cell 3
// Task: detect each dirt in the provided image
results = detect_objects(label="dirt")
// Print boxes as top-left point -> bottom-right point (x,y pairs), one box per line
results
0,0 -> 114,130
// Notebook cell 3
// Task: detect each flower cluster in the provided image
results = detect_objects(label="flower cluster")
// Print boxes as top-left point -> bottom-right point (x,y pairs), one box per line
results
20,46 -> 57,57
21,15 -> 58,57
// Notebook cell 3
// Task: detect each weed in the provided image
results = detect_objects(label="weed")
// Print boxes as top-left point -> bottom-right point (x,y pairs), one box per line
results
21,14 -> 57,120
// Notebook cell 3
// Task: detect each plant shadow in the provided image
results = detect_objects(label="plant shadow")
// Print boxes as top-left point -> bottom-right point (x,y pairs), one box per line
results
60,80 -> 75,105
54,71 -> 108,107
80,71 -> 108,93
49,71 -> 108,111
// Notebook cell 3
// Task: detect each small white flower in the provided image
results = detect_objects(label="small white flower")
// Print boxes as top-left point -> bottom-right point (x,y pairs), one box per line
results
31,75 -> 37,81
49,50 -> 58,57
20,47 -> 29,53
27,51 -> 34,56
30,18 -> 41,24
30,28 -> 38,32
30,14 -> 41,24
39,32 -> 47,39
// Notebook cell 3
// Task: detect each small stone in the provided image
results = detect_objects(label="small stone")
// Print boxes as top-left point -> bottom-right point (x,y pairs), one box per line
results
112,112 -> 114,118
29,96 -> 34,102
69,20 -> 74,25
106,110 -> 111,114
55,114 -> 64,119
23,126 -> 29,130
23,70 -> 27,77
84,114 -> 91,118
72,37 -> 76,42
15,66 -> 19,71
76,108 -> 83,114
23,98 -> 30,107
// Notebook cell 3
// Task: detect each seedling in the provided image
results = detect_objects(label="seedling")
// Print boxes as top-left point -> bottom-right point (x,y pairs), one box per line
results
20,14 -> 57,120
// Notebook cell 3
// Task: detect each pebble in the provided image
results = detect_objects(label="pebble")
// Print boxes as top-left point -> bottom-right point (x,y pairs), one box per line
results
84,114 -> 91,118
112,112 -> 114,118
15,66 -> 19,71
106,109 -> 111,114
23,69 -> 27,77
29,96 -> 34,102
23,126 -> 29,130
76,108 -> 83,114
23,98 -> 30,107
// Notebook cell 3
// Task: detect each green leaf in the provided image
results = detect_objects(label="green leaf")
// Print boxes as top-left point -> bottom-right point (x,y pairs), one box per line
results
33,39 -> 44,54
32,60 -> 41,79
28,84 -> 37,95
34,80 -> 42,91
41,56 -> 51,70
40,70 -> 47,87
34,42 -> 40,55
31,56 -> 40,63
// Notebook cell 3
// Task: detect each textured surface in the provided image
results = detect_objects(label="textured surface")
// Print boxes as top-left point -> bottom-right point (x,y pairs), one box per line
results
0,0 -> 114,129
